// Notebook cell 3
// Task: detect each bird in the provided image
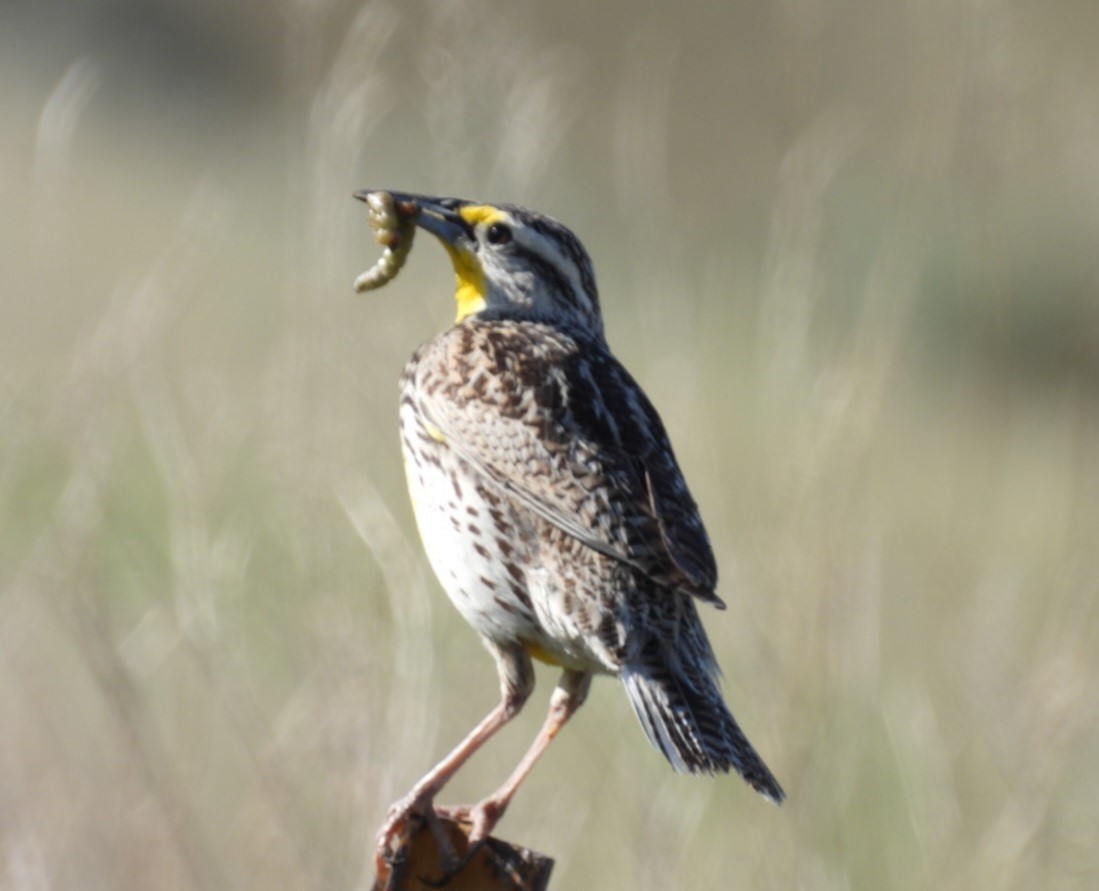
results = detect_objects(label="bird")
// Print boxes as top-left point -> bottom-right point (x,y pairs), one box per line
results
362,190 -> 784,868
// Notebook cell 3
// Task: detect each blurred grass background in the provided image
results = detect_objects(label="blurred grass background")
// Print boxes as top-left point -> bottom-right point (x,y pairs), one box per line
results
2,0 -> 1098,888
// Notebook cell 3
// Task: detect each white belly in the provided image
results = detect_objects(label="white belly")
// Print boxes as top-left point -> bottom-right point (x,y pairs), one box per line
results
399,402 -> 619,675
401,411 -> 540,645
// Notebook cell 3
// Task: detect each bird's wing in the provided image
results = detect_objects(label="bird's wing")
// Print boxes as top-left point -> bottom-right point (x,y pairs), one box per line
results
415,322 -> 722,605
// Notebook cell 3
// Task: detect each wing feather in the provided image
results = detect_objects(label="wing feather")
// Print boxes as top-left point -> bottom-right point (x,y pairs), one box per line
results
412,321 -> 723,606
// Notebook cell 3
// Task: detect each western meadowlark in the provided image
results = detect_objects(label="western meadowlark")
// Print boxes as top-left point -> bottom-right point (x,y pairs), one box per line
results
359,190 -> 784,868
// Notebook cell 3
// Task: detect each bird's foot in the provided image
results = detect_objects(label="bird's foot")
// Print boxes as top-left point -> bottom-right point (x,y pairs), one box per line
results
375,794 -> 511,886
374,793 -> 431,876
434,795 -> 509,847
375,793 -> 472,885
416,798 -> 508,887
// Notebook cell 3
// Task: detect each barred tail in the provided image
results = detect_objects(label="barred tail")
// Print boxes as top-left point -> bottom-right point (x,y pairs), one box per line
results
621,662 -> 785,803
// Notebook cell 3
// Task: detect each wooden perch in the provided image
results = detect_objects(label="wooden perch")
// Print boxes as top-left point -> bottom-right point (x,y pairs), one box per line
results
373,816 -> 554,891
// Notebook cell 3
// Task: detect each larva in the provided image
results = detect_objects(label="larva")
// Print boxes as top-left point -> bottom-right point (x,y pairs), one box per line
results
354,191 -> 416,292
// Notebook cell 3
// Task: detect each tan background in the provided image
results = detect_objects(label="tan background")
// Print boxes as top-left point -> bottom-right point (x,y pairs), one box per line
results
2,1 -> 1097,888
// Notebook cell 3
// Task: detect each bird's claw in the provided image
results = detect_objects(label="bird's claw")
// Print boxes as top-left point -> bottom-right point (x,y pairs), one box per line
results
375,794 -> 509,885
435,796 -> 508,847
416,800 -> 499,887
375,794 -> 477,884
374,794 -> 430,876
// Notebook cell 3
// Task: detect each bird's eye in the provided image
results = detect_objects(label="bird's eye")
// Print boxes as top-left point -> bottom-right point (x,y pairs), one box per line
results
485,222 -> 512,246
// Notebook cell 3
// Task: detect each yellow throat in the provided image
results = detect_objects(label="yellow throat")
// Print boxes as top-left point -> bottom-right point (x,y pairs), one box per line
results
448,205 -> 509,322
446,243 -> 486,322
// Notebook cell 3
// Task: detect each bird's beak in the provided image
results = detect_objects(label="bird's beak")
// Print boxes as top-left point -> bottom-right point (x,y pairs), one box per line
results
353,190 -> 474,248
354,190 -> 487,321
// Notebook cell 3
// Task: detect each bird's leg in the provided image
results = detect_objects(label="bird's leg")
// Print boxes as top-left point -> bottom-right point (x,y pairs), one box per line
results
436,669 -> 592,846
374,645 -> 533,875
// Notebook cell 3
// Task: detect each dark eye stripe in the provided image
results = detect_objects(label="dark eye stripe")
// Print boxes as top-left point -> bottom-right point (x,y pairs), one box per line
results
526,217 -> 598,302
515,244 -> 583,313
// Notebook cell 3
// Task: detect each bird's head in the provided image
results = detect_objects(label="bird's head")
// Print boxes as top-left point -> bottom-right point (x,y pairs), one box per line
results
356,191 -> 603,336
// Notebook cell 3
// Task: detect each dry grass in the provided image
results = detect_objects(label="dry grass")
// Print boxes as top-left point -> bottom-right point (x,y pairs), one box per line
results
2,1 -> 1098,888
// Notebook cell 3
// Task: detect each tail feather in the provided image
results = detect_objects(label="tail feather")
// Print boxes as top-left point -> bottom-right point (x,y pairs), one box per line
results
622,664 -> 785,803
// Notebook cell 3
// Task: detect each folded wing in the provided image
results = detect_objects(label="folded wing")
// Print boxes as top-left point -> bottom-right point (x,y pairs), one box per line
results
415,322 -> 722,607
